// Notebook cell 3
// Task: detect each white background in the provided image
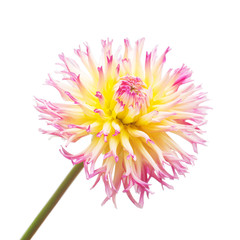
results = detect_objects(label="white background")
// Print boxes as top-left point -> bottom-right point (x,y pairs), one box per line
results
0,0 -> 239,239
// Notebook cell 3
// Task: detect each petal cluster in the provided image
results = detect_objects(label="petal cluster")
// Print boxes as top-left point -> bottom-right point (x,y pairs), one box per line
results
35,38 -> 208,207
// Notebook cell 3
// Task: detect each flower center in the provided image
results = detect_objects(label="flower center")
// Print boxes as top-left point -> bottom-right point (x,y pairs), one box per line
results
114,75 -> 148,109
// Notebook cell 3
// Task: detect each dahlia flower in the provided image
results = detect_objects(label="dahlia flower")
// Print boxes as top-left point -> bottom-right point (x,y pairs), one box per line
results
35,38 -> 208,208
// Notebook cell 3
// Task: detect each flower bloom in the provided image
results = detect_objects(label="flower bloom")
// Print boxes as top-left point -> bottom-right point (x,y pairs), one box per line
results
35,38 -> 208,207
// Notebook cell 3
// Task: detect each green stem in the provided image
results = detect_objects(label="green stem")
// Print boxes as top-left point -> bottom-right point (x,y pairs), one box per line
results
21,162 -> 84,240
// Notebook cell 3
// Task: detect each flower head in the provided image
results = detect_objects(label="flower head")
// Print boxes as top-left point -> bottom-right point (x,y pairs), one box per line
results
35,38 -> 208,208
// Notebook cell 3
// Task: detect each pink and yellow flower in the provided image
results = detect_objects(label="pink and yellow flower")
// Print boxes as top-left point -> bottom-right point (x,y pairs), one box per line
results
35,38 -> 208,207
